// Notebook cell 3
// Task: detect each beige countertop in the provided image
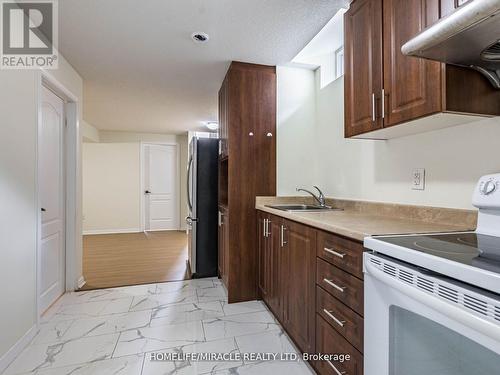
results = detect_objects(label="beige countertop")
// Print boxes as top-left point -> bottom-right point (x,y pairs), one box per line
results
256,197 -> 477,242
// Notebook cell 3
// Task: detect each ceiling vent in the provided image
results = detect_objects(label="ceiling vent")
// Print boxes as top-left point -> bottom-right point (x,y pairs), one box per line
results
191,32 -> 209,43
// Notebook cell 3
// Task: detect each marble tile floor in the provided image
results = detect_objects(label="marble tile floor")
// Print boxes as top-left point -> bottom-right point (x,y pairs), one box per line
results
2,278 -> 315,375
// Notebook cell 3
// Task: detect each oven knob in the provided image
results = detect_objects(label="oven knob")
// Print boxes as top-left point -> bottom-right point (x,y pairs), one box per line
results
482,180 -> 496,195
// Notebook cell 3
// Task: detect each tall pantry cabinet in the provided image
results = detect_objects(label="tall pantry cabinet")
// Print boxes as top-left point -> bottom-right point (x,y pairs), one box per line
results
218,62 -> 276,303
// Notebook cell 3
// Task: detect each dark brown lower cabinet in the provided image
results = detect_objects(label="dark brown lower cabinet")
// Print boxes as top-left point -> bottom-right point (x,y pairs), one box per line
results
282,219 -> 316,354
258,214 -> 316,354
257,211 -> 365,373
316,315 -> 364,375
257,212 -> 282,320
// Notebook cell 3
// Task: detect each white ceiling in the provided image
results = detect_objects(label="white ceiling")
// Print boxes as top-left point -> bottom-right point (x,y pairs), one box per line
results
293,8 -> 346,68
59,0 -> 347,134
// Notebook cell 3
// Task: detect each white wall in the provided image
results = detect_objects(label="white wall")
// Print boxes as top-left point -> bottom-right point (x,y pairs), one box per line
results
277,66 -> 318,195
0,70 -> 38,366
83,143 -> 141,233
0,55 -> 83,368
82,132 -> 189,233
277,66 -> 500,210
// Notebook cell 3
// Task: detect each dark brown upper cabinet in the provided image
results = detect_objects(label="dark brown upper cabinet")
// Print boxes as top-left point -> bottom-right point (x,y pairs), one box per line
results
345,0 -> 500,139
382,0 -> 442,127
344,0 -> 383,137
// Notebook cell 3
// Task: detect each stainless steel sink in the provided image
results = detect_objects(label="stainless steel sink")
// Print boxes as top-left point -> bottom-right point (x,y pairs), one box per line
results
265,204 -> 343,212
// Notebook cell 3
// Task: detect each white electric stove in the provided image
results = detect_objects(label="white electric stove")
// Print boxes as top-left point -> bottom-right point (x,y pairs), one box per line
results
363,174 -> 500,375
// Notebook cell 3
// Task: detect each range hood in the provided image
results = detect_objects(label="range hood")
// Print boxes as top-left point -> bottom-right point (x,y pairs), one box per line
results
402,0 -> 500,88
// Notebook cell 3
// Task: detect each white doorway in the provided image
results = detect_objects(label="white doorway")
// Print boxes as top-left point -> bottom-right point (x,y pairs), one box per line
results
38,86 -> 66,313
142,143 -> 179,231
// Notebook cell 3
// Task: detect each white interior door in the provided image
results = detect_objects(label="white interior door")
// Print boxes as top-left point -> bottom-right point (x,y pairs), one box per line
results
143,144 -> 179,231
39,86 -> 65,313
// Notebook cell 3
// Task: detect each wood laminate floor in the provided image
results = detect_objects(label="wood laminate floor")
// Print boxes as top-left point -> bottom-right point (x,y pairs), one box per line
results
82,231 -> 189,290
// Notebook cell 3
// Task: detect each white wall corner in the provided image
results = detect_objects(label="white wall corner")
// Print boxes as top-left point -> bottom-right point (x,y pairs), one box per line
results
0,325 -> 37,374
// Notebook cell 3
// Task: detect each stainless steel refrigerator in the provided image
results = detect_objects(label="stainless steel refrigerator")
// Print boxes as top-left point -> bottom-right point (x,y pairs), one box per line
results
186,137 -> 219,278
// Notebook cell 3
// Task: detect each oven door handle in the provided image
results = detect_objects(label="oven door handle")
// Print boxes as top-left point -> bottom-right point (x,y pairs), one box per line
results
365,260 -> 500,344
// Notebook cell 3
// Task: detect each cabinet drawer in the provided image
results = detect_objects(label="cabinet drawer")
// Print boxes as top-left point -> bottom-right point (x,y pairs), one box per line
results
316,315 -> 363,375
317,231 -> 364,279
317,286 -> 363,353
317,258 -> 364,316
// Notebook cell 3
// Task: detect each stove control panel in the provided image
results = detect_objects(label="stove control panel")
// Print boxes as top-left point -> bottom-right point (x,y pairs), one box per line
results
473,173 -> 500,209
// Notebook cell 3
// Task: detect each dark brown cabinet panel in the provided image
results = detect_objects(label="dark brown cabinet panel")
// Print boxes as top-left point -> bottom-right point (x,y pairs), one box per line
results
282,219 -> 316,354
344,0 -> 383,137
317,230 -> 364,279
268,216 -> 283,320
382,0 -> 442,127
257,212 -> 270,299
316,316 -> 364,375
317,286 -> 364,353
218,62 -> 276,303
258,213 -> 282,320
317,258 -> 364,316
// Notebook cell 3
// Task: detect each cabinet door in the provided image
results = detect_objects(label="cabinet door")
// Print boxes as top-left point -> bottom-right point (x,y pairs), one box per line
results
344,0 -> 383,137
255,70 -> 276,197
268,215 -> 283,320
282,220 -> 316,353
258,212 -> 271,301
383,0 -> 442,127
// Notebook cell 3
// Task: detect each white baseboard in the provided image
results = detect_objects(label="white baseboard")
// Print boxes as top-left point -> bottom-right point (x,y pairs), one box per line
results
77,276 -> 86,289
143,228 -> 182,232
83,228 -> 141,235
0,325 -> 37,373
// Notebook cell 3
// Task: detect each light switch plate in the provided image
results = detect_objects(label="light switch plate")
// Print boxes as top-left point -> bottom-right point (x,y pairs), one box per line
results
412,168 -> 425,190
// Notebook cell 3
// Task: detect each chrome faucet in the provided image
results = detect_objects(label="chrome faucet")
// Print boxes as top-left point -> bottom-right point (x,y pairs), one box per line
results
296,186 -> 327,207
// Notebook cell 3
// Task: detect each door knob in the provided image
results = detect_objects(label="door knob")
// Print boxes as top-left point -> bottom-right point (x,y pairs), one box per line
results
41,208 -> 46,212
145,190 -> 151,194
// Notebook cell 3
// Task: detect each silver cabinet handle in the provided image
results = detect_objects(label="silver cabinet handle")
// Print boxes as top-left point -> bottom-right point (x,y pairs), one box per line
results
323,278 -> 346,293
327,360 -> 346,375
266,220 -> 271,237
280,225 -> 287,247
323,309 -> 346,327
266,132 -> 273,137
372,93 -> 376,122
263,219 -> 267,237
324,247 -> 346,259
381,89 -> 385,119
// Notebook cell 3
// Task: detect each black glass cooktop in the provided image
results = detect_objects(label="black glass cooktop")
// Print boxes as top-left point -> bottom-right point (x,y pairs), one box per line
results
378,232 -> 500,274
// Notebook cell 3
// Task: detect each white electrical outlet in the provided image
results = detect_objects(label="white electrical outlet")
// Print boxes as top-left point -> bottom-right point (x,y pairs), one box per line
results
412,168 -> 425,190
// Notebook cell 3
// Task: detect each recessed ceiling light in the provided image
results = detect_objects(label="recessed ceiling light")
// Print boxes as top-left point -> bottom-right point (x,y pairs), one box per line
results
191,32 -> 210,43
206,121 -> 219,131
